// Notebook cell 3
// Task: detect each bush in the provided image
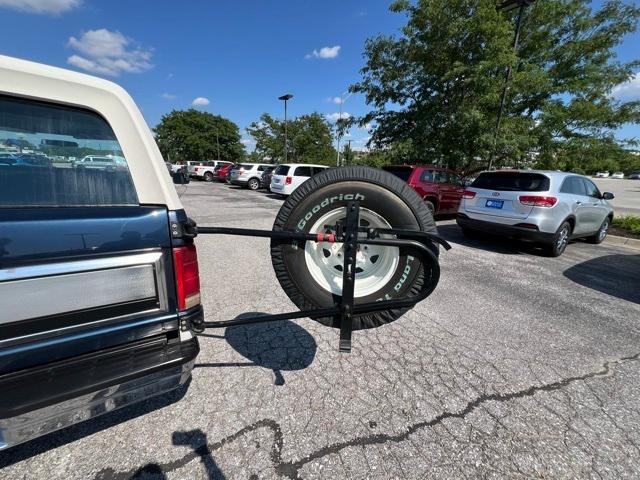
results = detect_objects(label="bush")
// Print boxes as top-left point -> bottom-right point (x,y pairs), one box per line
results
612,215 -> 640,235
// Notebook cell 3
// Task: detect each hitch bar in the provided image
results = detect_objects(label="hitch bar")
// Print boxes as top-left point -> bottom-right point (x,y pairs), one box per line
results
193,201 -> 448,352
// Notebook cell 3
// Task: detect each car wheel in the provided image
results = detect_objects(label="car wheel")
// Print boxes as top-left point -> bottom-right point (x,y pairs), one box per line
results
203,172 -> 214,182
423,199 -> 436,216
270,166 -> 439,330
587,217 -> 610,244
546,221 -> 572,257
248,178 -> 260,190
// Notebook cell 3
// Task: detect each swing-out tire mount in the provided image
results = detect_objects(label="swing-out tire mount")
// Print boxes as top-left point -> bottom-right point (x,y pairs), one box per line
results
196,167 -> 450,352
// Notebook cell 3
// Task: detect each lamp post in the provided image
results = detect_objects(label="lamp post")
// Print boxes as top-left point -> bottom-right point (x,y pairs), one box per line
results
278,93 -> 293,163
335,91 -> 353,166
489,0 -> 536,170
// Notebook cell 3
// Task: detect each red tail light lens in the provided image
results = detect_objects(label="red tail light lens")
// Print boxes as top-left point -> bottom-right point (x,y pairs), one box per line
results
463,189 -> 476,199
173,245 -> 201,310
519,195 -> 557,207
285,176 -> 293,185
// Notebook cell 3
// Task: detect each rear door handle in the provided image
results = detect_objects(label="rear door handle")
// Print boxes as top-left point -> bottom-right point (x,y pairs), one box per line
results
576,201 -> 582,205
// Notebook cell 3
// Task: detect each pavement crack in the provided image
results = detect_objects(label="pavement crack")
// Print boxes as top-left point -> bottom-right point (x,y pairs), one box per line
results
94,353 -> 639,480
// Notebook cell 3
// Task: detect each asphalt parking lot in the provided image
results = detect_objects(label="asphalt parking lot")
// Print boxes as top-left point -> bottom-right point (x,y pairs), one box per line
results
2,181 -> 640,479
592,178 -> 640,217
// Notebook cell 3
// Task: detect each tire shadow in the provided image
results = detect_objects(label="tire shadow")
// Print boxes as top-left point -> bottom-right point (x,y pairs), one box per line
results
563,254 -> 640,304
436,223 -> 550,256
196,313 -> 317,386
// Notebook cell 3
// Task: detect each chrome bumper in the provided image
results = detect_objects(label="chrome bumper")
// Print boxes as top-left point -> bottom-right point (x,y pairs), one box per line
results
0,360 -> 194,451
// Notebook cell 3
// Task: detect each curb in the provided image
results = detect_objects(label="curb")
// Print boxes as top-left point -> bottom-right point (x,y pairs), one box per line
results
605,234 -> 640,251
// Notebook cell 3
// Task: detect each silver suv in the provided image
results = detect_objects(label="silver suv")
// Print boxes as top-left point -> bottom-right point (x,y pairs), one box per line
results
457,170 -> 615,256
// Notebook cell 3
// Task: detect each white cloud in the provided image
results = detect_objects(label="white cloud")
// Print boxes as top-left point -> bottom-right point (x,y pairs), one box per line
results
327,96 -> 344,105
326,111 -> 351,122
612,73 -> 640,100
67,29 -> 153,76
360,122 -> 372,131
191,97 -> 210,106
306,45 -> 341,59
0,0 -> 80,14
160,93 -> 176,100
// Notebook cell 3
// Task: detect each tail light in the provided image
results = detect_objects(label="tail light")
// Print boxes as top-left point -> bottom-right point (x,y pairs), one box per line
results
519,195 -> 557,207
173,245 -> 201,310
285,176 -> 293,185
463,189 -> 476,199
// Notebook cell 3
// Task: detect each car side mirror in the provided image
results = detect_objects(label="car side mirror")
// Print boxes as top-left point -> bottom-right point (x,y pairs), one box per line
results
173,171 -> 190,185
602,192 -> 614,200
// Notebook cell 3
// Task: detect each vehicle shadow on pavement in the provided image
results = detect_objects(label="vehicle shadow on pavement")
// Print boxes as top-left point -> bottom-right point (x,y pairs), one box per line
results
437,223 -> 548,256
563,254 -> 640,304
0,379 -> 192,469
196,314 -> 317,386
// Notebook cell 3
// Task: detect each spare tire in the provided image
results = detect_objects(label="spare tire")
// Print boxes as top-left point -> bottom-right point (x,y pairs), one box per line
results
270,166 -> 439,330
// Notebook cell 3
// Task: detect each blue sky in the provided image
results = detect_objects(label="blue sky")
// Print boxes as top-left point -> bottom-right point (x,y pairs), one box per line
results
0,0 -> 638,152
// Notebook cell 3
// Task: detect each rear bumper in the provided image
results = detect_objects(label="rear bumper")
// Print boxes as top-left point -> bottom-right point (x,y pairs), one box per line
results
456,214 -> 555,243
0,335 -> 199,450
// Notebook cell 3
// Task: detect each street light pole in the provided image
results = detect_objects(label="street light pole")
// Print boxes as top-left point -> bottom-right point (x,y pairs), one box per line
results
489,0 -> 535,171
278,93 -> 293,163
336,91 -> 353,166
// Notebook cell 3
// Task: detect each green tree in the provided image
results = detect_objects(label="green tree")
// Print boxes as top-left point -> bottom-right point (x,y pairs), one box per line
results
154,109 -> 245,161
247,113 -> 336,165
351,0 -> 640,172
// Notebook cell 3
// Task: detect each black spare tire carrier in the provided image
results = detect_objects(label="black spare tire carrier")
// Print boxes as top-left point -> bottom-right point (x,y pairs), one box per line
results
179,168 -> 451,353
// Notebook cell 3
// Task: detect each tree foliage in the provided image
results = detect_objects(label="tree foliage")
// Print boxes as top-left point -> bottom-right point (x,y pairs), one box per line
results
351,0 -> 640,173
247,113 -> 336,165
154,109 -> 245,162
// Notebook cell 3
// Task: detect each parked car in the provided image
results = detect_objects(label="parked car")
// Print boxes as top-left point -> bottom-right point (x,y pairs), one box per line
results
270,163 -> 329,195
628,171 -> 640,180
229,162 -> 272,190
186,160 -> 214,177
73,155 -> 118,171
382,165 -> 465,216
169,162 -> 186,174
0,54 -> 202,449
611,172 -> 625,179
594,171 -> 610,178
260,165 -> 276,190
0,153 -> 52,167
456,170 -> 615,256
191,160 -> 234,182
215,162 -> 235,182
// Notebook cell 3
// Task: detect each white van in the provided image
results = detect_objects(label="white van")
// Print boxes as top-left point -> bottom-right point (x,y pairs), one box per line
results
270,163 -> 329,195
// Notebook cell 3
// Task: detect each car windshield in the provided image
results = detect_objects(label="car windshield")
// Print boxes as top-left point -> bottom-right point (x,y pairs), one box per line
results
471,172 -> 550,192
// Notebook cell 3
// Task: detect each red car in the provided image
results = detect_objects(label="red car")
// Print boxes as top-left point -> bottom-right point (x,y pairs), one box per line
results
215,163 -> 235,182
383,165 -> 465,216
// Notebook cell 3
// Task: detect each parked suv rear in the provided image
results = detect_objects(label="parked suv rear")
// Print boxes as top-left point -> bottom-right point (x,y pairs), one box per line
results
270,163 -> 329,196
382,165 -> 465,215
229,163 -> 271,190
0,55 -> 201,449
457,170 -> 615,256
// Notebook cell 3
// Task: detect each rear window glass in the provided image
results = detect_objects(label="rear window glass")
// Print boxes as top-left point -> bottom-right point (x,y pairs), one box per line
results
237,164 -> 254,170
471,172 -> 550,192
294,166 -> 312,177
0,95 -> 137,207
274,165 -> 290,175
383,166 -> 413,182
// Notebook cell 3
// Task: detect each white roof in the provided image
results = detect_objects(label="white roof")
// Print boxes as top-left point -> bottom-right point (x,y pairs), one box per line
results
0,54 -> 182,209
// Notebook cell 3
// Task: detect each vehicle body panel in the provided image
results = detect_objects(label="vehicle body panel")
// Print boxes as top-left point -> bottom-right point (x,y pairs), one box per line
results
382,165 -> 464,215
270,163 -> 328,195
457,171 -> 614,242
0,55 -> 201,450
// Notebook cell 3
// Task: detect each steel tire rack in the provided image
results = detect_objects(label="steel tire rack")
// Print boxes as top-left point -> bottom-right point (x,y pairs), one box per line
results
189,201 -> 451,352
